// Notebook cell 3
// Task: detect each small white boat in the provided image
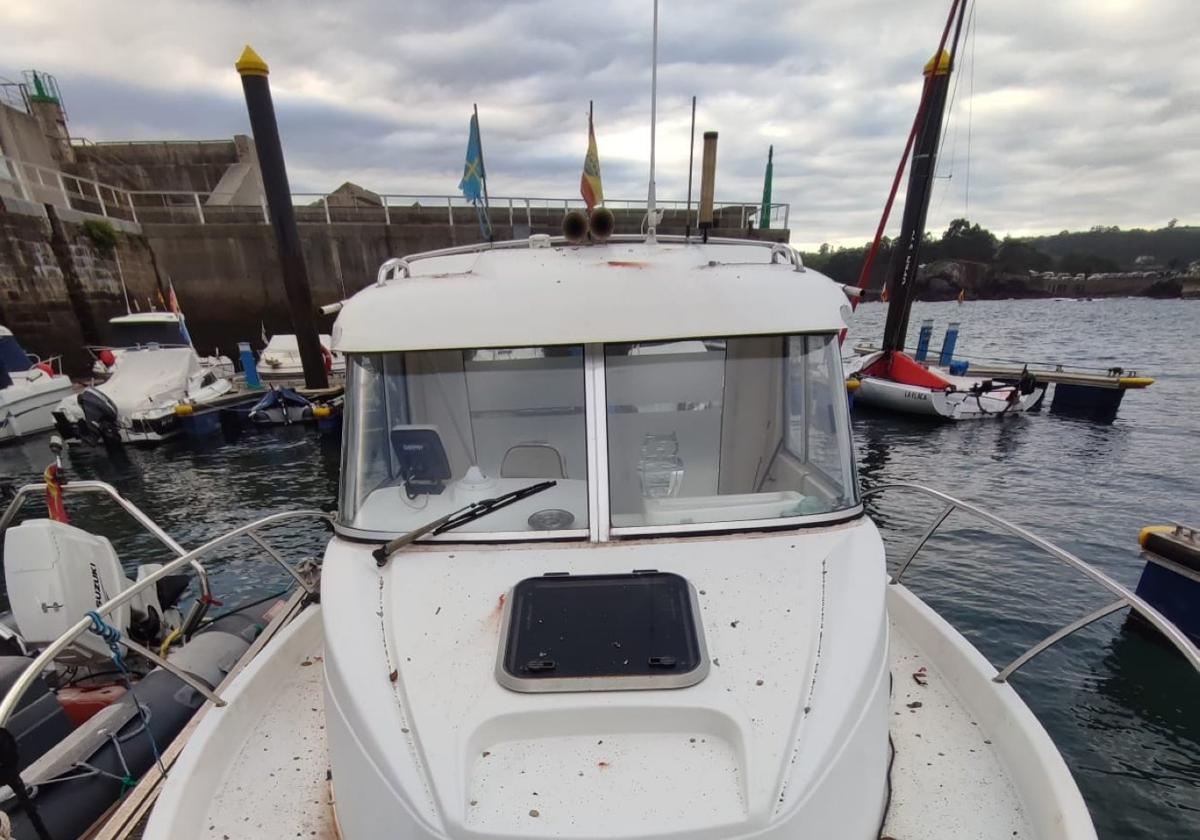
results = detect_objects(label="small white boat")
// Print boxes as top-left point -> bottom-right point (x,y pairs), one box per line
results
0,326 -> 74,443
53,347 -> 233,443
257,333 -> 344,384
91,313 -> 234,380
73,234 -> 1190,840
847,349 -> 1044,420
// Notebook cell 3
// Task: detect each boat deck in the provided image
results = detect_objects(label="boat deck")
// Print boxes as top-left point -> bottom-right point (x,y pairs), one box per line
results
146,594 -> 1067,840
883,617 -> 1029,838
201,644 -> 336,840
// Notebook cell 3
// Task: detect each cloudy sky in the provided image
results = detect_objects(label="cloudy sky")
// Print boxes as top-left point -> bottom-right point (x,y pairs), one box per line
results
2,0 -> 1196,248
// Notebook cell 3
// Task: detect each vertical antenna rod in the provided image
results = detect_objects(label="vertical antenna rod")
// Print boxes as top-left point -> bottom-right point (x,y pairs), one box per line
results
646,0 -> 659,241
685,95 -> 697,238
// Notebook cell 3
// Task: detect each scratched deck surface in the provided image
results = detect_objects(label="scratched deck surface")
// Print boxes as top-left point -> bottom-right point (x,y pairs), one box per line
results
882,617 -> 1031,839
200,647 -> 337,840
174,619 -> 1033,839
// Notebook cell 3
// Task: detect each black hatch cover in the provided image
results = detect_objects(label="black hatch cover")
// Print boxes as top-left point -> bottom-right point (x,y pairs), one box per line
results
499,572 -> 707,691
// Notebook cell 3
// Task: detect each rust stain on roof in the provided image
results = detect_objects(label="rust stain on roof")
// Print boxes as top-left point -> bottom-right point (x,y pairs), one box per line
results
606,260 -> 647,269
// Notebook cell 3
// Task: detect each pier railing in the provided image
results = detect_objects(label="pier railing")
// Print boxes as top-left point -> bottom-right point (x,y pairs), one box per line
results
0,480 -> 332,730
865,483 -> 1200,682
0,153 -> 140,222
0,152 -> 789,230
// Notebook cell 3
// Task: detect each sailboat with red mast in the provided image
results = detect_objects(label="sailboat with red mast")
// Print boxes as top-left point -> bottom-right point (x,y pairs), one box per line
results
846,1 -> 1043,420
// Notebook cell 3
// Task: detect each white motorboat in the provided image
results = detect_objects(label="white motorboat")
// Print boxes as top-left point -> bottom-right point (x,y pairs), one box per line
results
52,347 -> 233,443
91,313 -> 234,380
65,233 -> 1187,840
0,326 -> 74,443
257,333 -> 344,383
846,348 -> 1044,420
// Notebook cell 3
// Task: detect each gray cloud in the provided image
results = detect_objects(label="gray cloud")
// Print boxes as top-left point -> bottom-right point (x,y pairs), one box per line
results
3,0 -> 1196,247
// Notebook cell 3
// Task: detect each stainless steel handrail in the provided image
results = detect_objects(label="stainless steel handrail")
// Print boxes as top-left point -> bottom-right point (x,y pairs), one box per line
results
373,234 -> 802,285
0,497 -> 332,730
864,482 -> 1200,681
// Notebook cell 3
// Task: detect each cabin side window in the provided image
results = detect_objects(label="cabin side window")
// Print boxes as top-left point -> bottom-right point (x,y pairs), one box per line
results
604,333 -> 857,530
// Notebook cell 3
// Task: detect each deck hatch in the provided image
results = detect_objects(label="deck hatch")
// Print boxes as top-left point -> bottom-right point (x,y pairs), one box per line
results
497,572 -> 709,692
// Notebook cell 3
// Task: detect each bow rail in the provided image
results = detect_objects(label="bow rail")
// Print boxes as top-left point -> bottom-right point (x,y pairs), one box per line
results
864,482 -> 1200,682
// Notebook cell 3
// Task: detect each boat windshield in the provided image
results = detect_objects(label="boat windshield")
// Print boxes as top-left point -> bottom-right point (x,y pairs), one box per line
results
340,347 -> 590,538
339,334 -> 858,539
606,334 -> 857,530
107,321 -> 187,348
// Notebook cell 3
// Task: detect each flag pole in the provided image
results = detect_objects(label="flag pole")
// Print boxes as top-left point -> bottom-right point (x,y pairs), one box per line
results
473,103 -> 493,241
646,0 -> 659,242
685,95 -> 696,239
588,99 -> 594,213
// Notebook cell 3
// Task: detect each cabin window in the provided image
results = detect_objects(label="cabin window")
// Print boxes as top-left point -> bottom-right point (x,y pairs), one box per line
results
339,347 -> 590,538
604,333 -> 857,530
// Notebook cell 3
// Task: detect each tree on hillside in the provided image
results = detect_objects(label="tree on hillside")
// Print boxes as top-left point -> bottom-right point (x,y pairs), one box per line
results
996,237 -> 1053,273
940,218 -> 998,262
1058,252 -> 1118,276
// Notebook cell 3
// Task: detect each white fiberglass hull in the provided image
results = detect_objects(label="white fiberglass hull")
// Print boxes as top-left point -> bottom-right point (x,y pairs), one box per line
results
0,374 -> 75,442
854,375 -> 1041,420
140,563 -> 1095,840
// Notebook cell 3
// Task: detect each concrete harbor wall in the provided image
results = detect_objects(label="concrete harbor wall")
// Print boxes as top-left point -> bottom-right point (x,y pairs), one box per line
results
0,202 -> 160,373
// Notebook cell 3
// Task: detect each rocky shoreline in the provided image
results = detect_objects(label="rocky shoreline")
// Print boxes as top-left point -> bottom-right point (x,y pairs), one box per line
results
911,259 -> 1200,301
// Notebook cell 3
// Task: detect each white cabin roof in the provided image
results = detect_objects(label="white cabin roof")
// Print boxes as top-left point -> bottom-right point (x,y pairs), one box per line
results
111,312 -> 181,324
0,326 -> 12,338
332,237 -> 851,353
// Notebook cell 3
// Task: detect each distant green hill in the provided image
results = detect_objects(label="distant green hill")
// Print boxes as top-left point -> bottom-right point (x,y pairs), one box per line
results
802,221 -> 1200,287
1023,225 -> 1200,269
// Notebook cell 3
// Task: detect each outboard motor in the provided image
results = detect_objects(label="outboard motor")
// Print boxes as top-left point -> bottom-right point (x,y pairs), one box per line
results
77,386 -> 121,445
3,519 -> 131,666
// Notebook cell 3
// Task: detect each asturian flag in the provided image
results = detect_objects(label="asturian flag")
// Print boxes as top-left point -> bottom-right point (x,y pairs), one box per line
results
580,109 -> 604,211
459,113 -> 486,204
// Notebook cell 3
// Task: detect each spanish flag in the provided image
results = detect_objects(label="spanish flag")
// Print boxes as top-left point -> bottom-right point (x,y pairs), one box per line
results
44,463 -> 69,523
580,105 -> 604,211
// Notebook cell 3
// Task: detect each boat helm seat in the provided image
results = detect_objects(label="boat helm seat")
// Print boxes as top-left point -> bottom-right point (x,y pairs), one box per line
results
500,443 -> 567,479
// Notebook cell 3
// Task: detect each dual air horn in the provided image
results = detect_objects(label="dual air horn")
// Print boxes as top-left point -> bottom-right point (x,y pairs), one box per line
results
561,206 -> 616,244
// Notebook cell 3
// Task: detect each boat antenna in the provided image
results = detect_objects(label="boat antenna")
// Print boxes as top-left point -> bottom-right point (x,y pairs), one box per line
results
685,95 -> 696,239
645,0 -> 659,242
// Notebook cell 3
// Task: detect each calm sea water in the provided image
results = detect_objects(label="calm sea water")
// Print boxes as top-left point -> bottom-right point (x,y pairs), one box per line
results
0,298 -> 1196,838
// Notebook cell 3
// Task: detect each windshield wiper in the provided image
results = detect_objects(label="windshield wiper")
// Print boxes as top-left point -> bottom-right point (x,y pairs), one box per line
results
374,480 -> 557,567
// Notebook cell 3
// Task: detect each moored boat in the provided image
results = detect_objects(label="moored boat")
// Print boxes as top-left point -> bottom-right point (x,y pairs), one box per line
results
53,347 -> 233,444
91,312 -> 234,380
257,333 -> 344,384
0,327 -> 74,443
104,232 -> 1196,840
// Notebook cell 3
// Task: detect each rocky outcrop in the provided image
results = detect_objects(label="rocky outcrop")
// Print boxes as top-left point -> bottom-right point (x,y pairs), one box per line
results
914,259 -> 1197,301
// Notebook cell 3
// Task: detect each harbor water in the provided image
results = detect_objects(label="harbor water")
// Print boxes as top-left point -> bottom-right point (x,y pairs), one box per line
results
0,297 -> 1196,839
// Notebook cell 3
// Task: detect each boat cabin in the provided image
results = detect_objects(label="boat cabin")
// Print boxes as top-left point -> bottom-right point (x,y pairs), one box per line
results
105,312 -> 190,348
336,238 -> 860,542
316,237 -> 894,838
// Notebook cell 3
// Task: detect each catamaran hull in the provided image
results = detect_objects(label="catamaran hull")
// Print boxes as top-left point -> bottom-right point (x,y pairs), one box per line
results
855,376 -> 1042,420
